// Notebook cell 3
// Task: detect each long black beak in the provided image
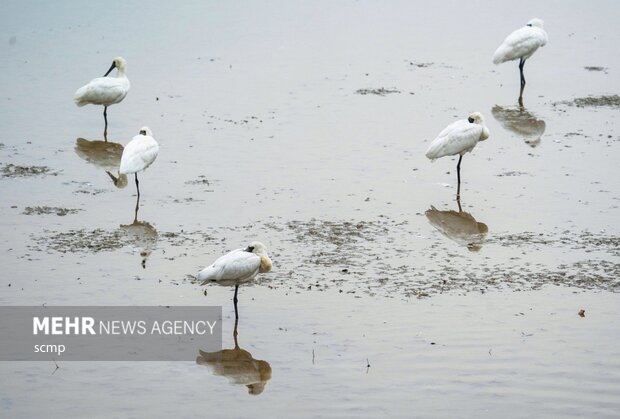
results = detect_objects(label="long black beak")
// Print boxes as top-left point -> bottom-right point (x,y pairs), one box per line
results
103,61 -> 117,77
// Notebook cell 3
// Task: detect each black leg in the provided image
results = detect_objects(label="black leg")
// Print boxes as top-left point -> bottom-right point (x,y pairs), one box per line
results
103,106 -> 108,142
233,285 -> 239,320
134,173 -> 140,222
456,155 -> 463,200
518,58 -> 526,107
232,314 -> 239,348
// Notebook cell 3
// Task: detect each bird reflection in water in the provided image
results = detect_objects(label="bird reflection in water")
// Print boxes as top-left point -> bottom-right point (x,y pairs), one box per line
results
197,316 -> 272,395
74,138 -> 128,188
119,220 -> 158,268
425,202 -> 488,252
491,105 -> 546,148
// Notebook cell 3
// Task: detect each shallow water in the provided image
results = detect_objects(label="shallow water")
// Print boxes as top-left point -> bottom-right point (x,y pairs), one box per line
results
1,0 -> 619,417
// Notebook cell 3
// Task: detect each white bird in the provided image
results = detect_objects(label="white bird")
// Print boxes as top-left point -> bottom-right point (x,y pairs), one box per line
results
493,18 -> 548,103
198,242 -> 273,319
425,112 -> 490,199
74,57 -> 130,141
116,127 -> 159,221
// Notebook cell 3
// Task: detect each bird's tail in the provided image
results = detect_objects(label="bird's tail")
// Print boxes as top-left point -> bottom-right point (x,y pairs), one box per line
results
425,141 -> 442,161
492,46 -> 510,64
197,266 -> 218,285
74,86 -> 89,106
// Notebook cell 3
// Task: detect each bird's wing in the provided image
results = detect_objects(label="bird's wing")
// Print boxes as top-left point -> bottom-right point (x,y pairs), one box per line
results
74,77 -> 128,106
426,120 -> 483,159
119,137 -> 159,174
198,249 -> 261,283
493,27 -> 547,64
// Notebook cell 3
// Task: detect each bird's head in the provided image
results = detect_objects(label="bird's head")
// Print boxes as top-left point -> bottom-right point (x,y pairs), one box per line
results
526,18 -> 544,28
138,126 -> 152,136
467,112 -> 485,125
468,112 -> 490,140
104,57 -> 127,76
245,241 -> 268,256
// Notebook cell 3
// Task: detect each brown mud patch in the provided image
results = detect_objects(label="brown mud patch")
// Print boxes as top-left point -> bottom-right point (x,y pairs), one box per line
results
184,176 -> 220,191
27,217 -> 620,297
271,218 -> 620,297
22,206 -> 82,216
554,95 -> 620,109
1,163 -> 58,178
584,66 -> 608,72
30,227 -> 214,254
355,87 -> 401,96
406,60 -> 434,68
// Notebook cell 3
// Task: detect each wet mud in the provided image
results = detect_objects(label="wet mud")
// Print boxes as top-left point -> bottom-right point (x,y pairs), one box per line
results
554,95 -> 620,109
1,163 -> 58,178
22,206 -> 81,216
355,87 -> 401,96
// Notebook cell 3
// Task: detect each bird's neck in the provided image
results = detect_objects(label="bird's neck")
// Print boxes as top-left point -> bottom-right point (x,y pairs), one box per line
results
480,126 -> 490,141
259,255 -> 272,273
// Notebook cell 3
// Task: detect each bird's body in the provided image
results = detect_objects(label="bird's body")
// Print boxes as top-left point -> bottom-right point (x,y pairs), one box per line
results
493,18 -> 547,104
74,57 -> 130,140
119,128 -> 159,175
198,242 -> 272,285
426,113 -> 489,160
74,75 -> 130,107
118,127 -> 159,222
493,19 -> 547,65
425,112 -> 489,199
426,118 -> 489,160
198,241 -> 273,319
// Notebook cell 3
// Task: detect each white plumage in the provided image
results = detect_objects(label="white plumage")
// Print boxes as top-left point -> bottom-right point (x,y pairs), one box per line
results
493,18 -> 547,65
74,57 -> 130,107
198,241 -> 273,319
425,112 -> 489,199
493,18 -> 547,103
198,242 -> 272,285
118,127 -> 159,222
119,127 -> 159,175
426,112 -> 489,160
74,57 -> 130,140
